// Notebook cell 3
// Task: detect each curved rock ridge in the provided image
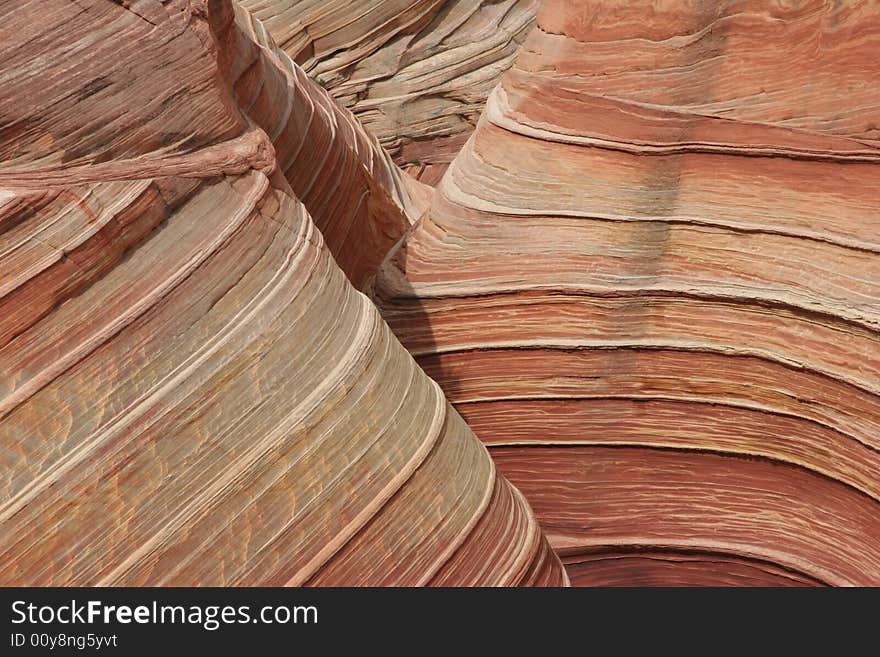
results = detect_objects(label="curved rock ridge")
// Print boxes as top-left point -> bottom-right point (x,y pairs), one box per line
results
0,0 -> 567,587
373,0 -> 880,585
240,0 -> 538,184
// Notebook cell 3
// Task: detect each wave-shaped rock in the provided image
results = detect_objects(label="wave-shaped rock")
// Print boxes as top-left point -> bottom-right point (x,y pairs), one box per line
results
0,0 -> 566,587
374,0 -> 880,585
241,0 -> 538,183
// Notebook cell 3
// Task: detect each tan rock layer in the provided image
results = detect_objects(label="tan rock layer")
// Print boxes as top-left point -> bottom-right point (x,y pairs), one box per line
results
241,0 -> 538,182
374,0 -> 880,585
0,0 -> 565,587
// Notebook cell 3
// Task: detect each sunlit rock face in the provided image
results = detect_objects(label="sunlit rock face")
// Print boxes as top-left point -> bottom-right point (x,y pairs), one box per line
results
374,0 -> 880,586
240,0 -> 539,184
0,0 -> 567,587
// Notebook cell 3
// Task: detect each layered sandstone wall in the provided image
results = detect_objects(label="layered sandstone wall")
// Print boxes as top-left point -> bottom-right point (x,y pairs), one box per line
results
374,0 -> 880,585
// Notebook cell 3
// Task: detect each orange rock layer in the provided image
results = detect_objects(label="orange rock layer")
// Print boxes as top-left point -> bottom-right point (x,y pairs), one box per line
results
374,0 -> 880,585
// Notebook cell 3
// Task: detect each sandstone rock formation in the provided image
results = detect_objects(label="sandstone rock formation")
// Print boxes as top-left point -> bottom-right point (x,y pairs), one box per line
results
4,0 -> 876,589
374,0 -> 880,585
0,0 -> 566,586
241,0 -> 538,183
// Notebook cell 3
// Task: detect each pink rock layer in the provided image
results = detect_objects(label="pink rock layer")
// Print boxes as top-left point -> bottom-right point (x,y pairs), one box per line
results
0,0 -> 566,587
374,0 -> 880,585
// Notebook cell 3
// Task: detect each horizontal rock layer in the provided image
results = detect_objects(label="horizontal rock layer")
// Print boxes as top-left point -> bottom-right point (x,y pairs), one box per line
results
0,0 -> 566,587
374,0 -> 880,585
241,0 -> 538,183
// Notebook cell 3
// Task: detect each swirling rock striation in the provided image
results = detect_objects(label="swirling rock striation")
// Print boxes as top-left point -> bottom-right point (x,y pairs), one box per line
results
241,0 -> 538,183
0,0 -> 566,587
374,0 -> 880,585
